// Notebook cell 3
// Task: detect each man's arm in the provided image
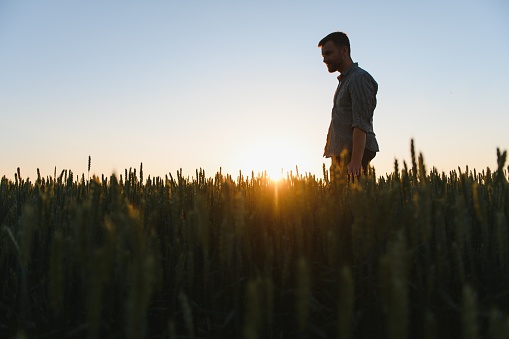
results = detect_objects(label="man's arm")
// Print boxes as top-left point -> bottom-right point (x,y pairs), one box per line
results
347,127 -> 366,175
324,124 -> 332,157
348,71 -> 377,175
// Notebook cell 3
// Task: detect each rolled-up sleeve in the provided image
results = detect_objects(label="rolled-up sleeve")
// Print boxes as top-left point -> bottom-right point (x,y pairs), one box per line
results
350,73 -> 378,134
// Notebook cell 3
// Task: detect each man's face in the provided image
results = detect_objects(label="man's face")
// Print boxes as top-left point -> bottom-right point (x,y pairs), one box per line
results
321,40 -> 346,73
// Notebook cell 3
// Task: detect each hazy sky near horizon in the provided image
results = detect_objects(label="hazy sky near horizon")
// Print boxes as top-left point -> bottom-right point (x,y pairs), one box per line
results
1,0 -> 508,180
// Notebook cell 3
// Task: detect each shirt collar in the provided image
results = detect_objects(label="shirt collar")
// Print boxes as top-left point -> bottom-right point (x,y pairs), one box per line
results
337,62 -> 358,81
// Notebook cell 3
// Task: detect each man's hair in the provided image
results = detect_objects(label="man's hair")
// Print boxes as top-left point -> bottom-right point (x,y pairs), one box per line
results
318,32 -> 350,52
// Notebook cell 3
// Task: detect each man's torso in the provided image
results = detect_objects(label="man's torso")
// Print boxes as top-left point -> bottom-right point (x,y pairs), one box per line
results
324,63 -> 379,157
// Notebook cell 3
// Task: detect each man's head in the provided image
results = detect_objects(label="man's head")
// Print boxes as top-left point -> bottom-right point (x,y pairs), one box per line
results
318,32 -> 352,73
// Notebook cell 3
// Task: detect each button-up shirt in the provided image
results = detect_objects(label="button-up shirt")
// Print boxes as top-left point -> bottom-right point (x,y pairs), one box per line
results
324,62 -> 379,157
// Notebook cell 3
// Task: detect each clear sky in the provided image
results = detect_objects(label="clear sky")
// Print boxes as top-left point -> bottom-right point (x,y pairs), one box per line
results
1,0 -> 508,181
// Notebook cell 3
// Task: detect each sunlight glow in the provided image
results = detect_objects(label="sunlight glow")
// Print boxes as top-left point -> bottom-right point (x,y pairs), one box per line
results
237,136 -> 301,181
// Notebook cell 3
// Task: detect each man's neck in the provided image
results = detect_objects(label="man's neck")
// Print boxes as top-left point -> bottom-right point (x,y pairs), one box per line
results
338,59 -> 353,74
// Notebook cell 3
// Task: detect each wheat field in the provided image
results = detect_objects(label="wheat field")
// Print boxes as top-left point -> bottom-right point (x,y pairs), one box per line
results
1,141 -> 508,339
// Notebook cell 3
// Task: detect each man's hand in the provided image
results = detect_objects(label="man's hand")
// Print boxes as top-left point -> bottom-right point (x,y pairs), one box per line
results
347,160 -> 363,176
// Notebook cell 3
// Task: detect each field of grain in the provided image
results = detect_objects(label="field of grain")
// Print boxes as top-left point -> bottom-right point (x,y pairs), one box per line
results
1,142 -> 508,339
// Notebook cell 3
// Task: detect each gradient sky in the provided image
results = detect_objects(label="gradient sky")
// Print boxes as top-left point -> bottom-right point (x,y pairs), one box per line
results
1,0 -> 508,181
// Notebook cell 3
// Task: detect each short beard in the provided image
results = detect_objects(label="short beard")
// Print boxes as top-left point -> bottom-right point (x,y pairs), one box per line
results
327,64 -> 338,73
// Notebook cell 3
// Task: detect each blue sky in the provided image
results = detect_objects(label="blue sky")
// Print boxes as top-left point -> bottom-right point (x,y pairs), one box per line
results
1,0 -> 508,180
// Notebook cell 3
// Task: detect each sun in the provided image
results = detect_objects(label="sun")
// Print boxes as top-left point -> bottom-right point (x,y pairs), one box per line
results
263,166 -> 285,182
236,136 -> 300,181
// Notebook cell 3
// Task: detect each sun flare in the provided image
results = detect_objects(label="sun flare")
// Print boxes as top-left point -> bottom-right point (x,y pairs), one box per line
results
236,136 -> 301,181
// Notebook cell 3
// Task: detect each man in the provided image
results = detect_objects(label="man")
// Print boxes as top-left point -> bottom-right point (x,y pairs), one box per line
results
319,32 -> 379,176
